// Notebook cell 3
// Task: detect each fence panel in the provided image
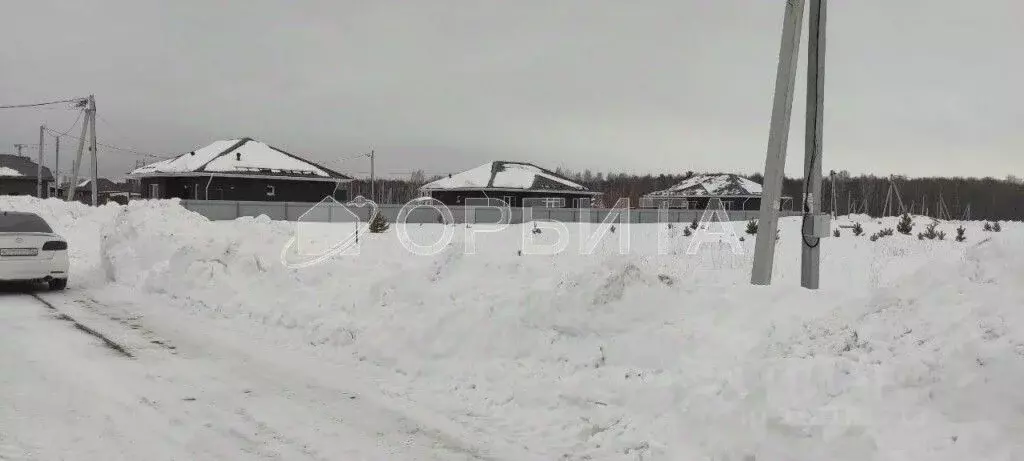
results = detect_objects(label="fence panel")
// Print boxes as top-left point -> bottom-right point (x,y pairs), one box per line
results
180,200 -> 799,224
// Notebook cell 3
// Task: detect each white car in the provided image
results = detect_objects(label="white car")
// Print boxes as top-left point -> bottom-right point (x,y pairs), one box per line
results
0,211 -> 69,290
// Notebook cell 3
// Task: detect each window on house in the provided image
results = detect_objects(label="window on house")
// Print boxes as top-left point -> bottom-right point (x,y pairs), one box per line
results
266,185 -> 276,197
149,183 -> 159,199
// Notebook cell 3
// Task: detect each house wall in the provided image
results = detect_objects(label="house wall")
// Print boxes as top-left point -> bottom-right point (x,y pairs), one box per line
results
140,177 -> 347,202
0,178 -> 53,198
426,190 -> 597,208
642,196 -> 794,211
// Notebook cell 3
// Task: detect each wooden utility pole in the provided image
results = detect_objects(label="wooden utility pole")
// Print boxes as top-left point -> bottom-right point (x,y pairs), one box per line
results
37,125 -> 45,197
751,0 -> 807,286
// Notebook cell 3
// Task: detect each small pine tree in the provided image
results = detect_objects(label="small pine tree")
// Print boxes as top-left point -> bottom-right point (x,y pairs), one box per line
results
833,229 -> 841,238
922,222 -> 939,240
937,230 -> 946,240
852,222 -> 864,236
879,227 -> 894,237
745,219 -> 758,235
992,221 -> 1001,232
683,227 -> 693,237
917,232 -> 925,240
369,212 -> 390,233
690,217 -> 699,230
955,225 -> 966,242
897,213 -> 914,235
983,222 -> 992,232
870,233 -> 879,242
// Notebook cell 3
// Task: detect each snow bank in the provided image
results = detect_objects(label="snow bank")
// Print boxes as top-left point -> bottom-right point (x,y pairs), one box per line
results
6,196 -> 1024,460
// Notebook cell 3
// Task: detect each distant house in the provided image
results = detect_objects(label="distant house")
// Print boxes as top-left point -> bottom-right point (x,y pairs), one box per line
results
640,173 -> 792,211
129,138 -> 352,202
61,178 -> 135,204
0,154 -> 55,198
420,161 -> 602,208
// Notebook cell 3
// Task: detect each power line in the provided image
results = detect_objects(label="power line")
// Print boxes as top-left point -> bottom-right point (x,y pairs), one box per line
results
0,97 -> 87,110
47,110 -> 84,138
41,127 -> 170,160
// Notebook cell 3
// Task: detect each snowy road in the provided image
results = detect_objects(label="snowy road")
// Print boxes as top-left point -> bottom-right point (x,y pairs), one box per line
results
0,291 -> 491,461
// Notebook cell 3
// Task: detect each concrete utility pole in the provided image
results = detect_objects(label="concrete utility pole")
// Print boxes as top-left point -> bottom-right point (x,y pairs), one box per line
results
90,96 -> 98,206
751,0 -> 807,286
801,0 -> 827,289
54,136 -> 60,195
37,125 -> 45,197
752,0 -> 830,288
67,95 -> 97,205
369,150 -> 375,202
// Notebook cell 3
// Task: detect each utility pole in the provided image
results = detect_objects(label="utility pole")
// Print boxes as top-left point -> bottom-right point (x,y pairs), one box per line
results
37,125 -> 45,198
801,0 -> 827,289
752,0 -> 830,288
14,143 -> 27,157
750,0 -> 806,286
67,95 -> 97,204
90,95 -> 98,206
54,136 -> 60,195
369,150 -> 375,202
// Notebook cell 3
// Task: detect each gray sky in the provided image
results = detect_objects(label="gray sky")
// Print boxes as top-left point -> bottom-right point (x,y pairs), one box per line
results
2,0 -> 1021,180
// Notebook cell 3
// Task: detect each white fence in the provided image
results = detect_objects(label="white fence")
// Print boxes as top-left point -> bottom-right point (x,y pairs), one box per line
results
179,200 -> 798,224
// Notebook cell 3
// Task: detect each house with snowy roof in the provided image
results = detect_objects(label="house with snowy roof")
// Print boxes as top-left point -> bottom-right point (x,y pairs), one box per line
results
420,161 -> 602,208
0,154 -> 55,198
129,138 -> 352,202
640,173 -> 792,211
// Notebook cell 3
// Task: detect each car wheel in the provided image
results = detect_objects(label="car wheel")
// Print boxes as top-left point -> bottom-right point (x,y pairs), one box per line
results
48,278 -> 68,291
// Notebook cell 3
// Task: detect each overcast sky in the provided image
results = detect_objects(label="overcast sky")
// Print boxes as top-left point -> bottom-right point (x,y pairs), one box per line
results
1,0 -> 1021,180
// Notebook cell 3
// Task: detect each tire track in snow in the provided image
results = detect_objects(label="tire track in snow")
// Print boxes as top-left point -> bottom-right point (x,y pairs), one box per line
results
29,293 -> 134,358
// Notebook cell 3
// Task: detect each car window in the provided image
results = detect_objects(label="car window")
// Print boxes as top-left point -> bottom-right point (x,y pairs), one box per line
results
0,213 -> 54,233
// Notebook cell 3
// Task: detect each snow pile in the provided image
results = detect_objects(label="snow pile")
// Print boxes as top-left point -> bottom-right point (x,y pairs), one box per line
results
6,196 -> 1024,460
0,166 -> 23,177
0,196 -> 124,286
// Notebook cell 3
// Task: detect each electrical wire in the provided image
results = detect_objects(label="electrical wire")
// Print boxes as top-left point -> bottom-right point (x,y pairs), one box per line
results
43,128 -> 171,160
46,110 -> 84,138
0,97 -> 87,110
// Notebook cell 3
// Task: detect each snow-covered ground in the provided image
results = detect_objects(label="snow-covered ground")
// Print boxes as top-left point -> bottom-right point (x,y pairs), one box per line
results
2,196 -> 1022,460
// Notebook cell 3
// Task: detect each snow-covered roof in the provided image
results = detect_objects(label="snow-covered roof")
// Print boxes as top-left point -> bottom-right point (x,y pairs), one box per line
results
645,174 -> 764,197
129,138 -> 351,181
0,154 -> 53,180
420,161 -> 598,194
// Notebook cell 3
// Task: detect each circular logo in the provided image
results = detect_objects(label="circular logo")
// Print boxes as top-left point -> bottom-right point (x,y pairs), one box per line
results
15,237 -> 23,243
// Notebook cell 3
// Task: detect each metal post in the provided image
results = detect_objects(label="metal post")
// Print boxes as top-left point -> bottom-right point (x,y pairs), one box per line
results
801,0 -> 827,289
37,125 -> 45,198
751,0 -> 806,285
